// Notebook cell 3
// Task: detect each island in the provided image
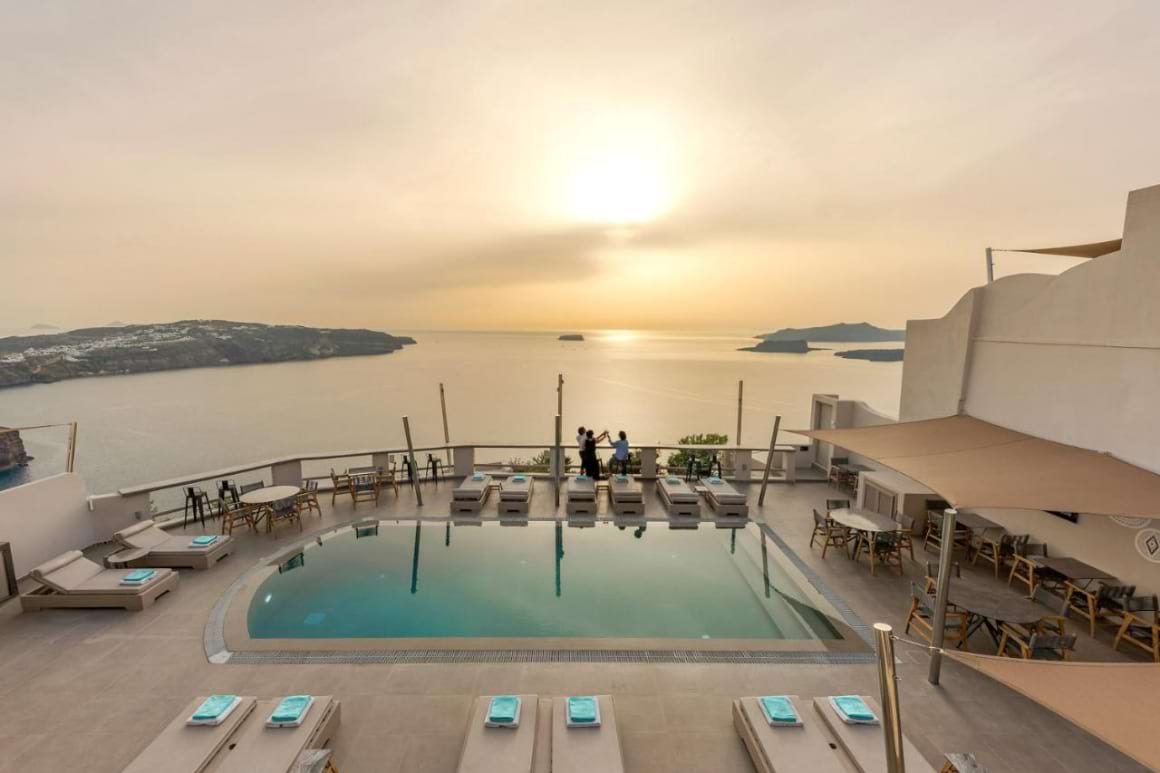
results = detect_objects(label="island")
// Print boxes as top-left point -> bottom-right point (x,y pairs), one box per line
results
558,334 -> 585,341
757,322 -> 905,342
835,348 -> 904,362
737,339 -> 813,354
30,323 -> 60,331
0,320 -> 416,388
0,427 -> 31,471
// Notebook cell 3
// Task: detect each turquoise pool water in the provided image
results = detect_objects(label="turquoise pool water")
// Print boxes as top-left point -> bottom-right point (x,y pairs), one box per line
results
247,522 -> 843,642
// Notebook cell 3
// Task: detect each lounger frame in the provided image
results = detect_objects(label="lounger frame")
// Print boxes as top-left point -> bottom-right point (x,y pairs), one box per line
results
20,569 -> 178,612
451,483 -> 492,515
705,487 -> 750,519
732,696 -> 847,773
118,539 -> 234,570
658,482 -> 701,519
498,479 -> 534,515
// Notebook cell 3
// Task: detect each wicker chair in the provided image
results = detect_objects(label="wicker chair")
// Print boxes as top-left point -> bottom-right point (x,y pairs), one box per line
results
905,582 -> 969,650
997,628 -> 1077,661
266,495 -> 302,535
923,509 -> 970,556
1112,594 -> 1159,663
971,533 -> 1022,579
330,468 -> 353,506
349,472 -> 381,506
894,513 -> 917,561
809,508 -> 848,558
219,497 -> 255,536
296,479 -> 322,517
1007,539 -> 1047,596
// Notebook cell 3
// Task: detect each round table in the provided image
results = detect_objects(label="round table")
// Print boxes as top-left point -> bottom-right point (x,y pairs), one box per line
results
828,508 -> 904,576
946,578 -> 1045,646
240,485 -> 301,506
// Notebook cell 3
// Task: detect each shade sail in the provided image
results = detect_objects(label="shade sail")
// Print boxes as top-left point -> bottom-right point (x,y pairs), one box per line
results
800,415 -> 1160,516
945,652 -> 1160,771
999,239 -> 1122,259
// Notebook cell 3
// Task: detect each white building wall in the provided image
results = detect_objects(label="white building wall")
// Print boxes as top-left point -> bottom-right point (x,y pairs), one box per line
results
0,473 -> 95,578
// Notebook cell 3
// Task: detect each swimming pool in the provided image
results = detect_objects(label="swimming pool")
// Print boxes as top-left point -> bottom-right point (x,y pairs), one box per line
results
237,522 -> 857,651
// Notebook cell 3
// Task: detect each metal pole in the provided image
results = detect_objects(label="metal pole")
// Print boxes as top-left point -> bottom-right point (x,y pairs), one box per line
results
757,416 -> 781,507
736,380 -> 743,446
557,373 -> 564,418
874,622 -> 906,773
439,383 -> 451,465
554,414 -> 562,508
66,421 -> 78,473
985,247 -> 994,284
402,416 -> 423,506
928,507 -> 958,684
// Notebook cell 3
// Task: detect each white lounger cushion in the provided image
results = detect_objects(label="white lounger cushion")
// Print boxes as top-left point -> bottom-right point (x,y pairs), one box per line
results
735,696 -> 847,773
30,550 -> 173,595
458,694 -> 540,773
454,475 -> 492,500
567,477 -> 596,500
116,520 -> 228,554
552,695 -> 624,773
658,477 -> 698,503
705,479 -> 747,505
500,477 -> 534,501
812,696 -> 935,773
608,476 -> 643,502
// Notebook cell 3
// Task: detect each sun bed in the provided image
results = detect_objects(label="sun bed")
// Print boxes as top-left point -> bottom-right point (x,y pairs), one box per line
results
458,695 -> 550,773
123,696 -> 258,773
21,550 -> 178,611
499,475 -> 534,515
607,474 -> 645,517
213,696 -> 341,773
733,696 -> 847,773
551,695 -> 624,773
658,476 -> 701,519
812,696 -> 935,773
565,476 -> 597,516
113,519 -> 234,569
452,473 -> 493,514
702,477 -> 749,519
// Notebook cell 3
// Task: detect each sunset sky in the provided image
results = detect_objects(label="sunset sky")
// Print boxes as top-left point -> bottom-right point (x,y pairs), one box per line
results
3,1 -> 1159,333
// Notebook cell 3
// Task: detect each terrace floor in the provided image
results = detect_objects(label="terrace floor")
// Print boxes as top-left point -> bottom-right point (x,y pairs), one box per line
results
0,478 -> 1149,773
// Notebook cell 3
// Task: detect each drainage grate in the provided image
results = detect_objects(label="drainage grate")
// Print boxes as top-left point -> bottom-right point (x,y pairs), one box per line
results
225,648 -> 875,665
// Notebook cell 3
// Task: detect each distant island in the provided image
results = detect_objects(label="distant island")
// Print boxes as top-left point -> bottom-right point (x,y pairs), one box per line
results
558,333 -> 585,341
738,339 -> 814,354
30,323 -> 60,331
757,322 -> 905,342
835,348 -> 904,362
0,320 -> 415,388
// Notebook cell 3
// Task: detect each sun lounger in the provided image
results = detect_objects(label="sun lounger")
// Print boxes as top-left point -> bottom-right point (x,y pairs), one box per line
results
702,477 -> 749,518
458,695 -> 550,773
452,473 -> 493,514
213,696 -> 341,773
21,550 -> 178,611
658,476 -> 701,519
113,519 -> 234,569
123,696 -> 258,773
499,475 -> 534,515
566,476 -> 597,516
607,475 -> 645,517
733,696 -> 847,773
812,696 -> 935,773
552,695 -> 623,773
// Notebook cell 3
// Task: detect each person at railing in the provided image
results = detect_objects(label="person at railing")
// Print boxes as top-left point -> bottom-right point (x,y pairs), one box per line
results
607,430 -> 630,475
582,428 -> 609,479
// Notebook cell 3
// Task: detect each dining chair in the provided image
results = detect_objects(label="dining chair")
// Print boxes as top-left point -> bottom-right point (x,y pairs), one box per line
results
997,628 -> 1076,661
971,532 -> 1020,579
1007,539 -> 1047,596
905,582 -> 969,650
349,472 -> 381,506
894,513 -> 917,561
923,509 -> 970,556
330,468 -> 353,506
809,509 -> 848,559
182,486 -> 212,529
296,479 -> 322,517
266,495 -> 302,535
219,497 -> 256,536
1112,594 -> 1159,663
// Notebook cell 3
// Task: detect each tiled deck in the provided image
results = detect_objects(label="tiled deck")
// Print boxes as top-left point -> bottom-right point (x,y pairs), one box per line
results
0,479 -> 1149,772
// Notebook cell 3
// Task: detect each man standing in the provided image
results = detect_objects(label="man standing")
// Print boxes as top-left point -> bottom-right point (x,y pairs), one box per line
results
609,430 -> 630,475
576,426 -> 587,476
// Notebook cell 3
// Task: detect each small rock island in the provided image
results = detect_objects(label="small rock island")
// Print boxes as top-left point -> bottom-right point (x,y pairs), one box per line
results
558,333 -> 585,341
0,320 -> 415,388
737,339 -> 812,353
835,348 -> 904,362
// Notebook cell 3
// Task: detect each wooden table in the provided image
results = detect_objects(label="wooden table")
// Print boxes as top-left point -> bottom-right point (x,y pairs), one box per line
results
954,511 -> 1005,535
1032,556 -> 1115,585
1031,556 -> 1118,635
828,508 -> 903,576
946,577 -> 1046,646
240,486 -> 301,531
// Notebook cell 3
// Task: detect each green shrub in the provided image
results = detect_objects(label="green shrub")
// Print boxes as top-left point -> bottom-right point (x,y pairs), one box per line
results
666,433 -> 728,472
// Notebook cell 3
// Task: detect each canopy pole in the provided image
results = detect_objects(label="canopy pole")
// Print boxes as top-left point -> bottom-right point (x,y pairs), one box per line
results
736,380 -> 743,446
985,247 -> 994,284
554,414 -> 562,508
66,421 -> 78,473
557,373 -> 564,418
439,383 -> 451,465
928,508 -> 957,684
874,623 -> 906,773
757,416 -> 781,507
402,416 -> 423,506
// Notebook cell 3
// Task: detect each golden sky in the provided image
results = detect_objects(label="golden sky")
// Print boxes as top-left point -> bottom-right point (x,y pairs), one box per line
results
3,1 -> 1159,333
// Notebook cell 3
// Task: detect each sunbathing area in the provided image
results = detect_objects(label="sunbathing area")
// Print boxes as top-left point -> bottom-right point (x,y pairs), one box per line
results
0,467 -> 1154,772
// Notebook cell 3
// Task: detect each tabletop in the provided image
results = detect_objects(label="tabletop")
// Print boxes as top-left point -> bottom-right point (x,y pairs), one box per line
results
946,577 -> 1045,625
953,512 -> 1005,533
829,508 -> 900,533
240,485 -> 301,506
837,463 -> 874,473
1031,556 -> 1115,581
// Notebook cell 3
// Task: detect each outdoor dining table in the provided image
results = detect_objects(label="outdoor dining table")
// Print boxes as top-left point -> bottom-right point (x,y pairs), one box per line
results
1031,556 -> 1116,587
953,511 -> 1005,535
828,508 -> 903,576
240,485 -> 301,531
946,577 -> 1046,647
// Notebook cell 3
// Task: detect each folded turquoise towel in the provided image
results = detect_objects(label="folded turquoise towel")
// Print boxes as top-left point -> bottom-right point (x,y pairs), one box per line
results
832,695 -> 876,722
487,695 -> 520,724
615,474 -> 629,482
575,475 -> 590,482
511,475 -> 527,482
192,695 -> 237,721
665,476 -> 682,484
123,569 -> 155,583
191,536 -> 218,546
567,696 -> 598,724
472,473 -> 485,481
270,695 -> 313,724
708,476 -> 724,484
759,696 -> 799,724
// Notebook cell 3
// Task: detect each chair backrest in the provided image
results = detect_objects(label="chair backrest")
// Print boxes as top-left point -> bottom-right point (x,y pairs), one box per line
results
1125,594 -> 1159,615
910,582 -> 934,614
1027,632 -> 1077,659
896,514 -> 915,531
812,509 -> 827,528
352,472 -> 377,490
1096,584 -> 1135,608
1031,584 -> 1070,616
825,499 -> 850,511
924,560 -> 961,580
1009,534 -> 1032,555
304,479 -> 319,492
238,481 -> 264,495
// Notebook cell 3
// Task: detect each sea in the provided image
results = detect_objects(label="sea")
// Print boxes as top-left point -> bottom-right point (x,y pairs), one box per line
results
0,329 -> 902,496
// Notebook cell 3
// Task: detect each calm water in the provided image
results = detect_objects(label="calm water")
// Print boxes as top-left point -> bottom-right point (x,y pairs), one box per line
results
248,522 -> 842,641
0,330 -> 901,494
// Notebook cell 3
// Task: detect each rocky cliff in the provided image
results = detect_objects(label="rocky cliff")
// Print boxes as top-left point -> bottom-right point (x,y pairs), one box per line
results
0,428 -> 31,471
738,339 -> 812,353
757,322 -> 905,342
0,320 -> 415,388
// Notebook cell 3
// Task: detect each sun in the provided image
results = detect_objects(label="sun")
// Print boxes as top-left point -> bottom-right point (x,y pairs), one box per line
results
567,150 -> 673,225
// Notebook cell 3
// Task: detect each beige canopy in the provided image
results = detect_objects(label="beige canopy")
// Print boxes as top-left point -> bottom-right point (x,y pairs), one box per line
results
946,652 -> 1160,771
800,415 -> 1160,517
997,239 -> 1123,259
